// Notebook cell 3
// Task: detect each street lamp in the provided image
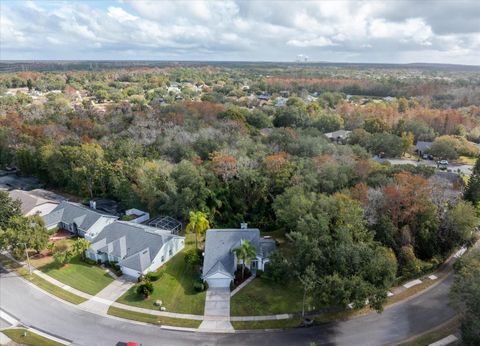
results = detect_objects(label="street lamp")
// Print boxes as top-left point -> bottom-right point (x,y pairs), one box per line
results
21,243 -> 32,276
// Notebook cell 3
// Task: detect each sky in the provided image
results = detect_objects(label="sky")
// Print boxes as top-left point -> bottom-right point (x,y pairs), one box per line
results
1,0 -> 479,65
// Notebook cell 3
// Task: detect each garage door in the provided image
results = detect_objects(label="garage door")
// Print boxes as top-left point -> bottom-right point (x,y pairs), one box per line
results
206,278 -> 231,288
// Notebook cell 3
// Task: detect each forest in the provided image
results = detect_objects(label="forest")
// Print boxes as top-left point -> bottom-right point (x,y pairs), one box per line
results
1,63 -> 479,311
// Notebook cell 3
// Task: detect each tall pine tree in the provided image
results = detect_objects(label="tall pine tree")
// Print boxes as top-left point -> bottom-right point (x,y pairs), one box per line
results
465,157 -> 480,206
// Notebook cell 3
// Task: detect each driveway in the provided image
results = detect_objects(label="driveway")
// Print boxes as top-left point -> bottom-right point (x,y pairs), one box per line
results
382,158 -> 473,175
199,288 -> 233,332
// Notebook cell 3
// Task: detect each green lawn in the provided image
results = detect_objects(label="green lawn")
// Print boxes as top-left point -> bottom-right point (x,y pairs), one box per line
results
39,254 -> 114,295
27,271 -> 87,304
458,156 -> 477,165
117,236 -> 206,315
231,277 -> 311,316
232,318 -> 303,330
2,328 -> 64,346
108,306 -> 201,328
0,254 -> 86,304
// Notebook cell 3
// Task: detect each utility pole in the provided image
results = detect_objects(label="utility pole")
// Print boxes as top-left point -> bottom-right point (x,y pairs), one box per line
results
22,243 -> 32,276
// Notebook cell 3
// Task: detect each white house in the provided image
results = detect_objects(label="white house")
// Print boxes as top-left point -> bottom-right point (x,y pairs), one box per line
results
275,97 -> 288,107
43,201 -> 117,241
86,221 -> 185,279
202,226 -> 276,288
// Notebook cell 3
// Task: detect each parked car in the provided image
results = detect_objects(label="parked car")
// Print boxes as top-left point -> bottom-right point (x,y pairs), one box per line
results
437,160 -> 449,170
116,342 -> 139,346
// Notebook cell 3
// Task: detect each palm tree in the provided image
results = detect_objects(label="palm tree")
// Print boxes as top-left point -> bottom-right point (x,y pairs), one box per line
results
185,211 -> 210,249
234,240 -> 257,280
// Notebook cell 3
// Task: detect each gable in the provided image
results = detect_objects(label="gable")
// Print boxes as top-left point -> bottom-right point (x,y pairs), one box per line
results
204,271 -> 234,279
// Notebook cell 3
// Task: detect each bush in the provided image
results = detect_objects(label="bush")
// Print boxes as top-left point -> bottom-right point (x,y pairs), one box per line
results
136,279 -> 154,298
84,258 -> 96,265
193,281 -> 206,292
145,271 -> 163,282
184,248 -> 203,268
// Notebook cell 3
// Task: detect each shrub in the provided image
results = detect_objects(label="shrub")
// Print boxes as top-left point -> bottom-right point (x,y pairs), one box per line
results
193,281 -> 205,292
84,258 -> 96,265
136,279 -> 154,298
184,248 -> 203,268
146,271 -> 163,282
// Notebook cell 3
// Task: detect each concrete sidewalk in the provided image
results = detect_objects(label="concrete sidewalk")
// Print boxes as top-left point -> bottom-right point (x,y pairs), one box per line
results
79,277 -> 135,314
198,288 -> 234,332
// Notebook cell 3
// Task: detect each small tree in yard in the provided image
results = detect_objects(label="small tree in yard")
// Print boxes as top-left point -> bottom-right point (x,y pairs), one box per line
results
72,238 -> 91,260
185,211 -> 210,249
298,264 -> 317,317
137,278 -> 154,299
47,242 -> 56,255
184,248 -> 202,269
234,240 -> 257,280
53,250 -> 74,266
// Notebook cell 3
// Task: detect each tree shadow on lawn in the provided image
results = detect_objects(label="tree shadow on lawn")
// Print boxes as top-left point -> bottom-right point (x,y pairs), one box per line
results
120,250 -> 206,314
40,255 -> 112,282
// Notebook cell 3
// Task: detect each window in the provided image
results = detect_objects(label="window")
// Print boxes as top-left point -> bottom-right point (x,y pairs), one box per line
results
169,249 -> 173,256
161,256 -> 165,262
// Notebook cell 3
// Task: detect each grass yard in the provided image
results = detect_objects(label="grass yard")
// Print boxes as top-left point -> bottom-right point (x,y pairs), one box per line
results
2,328 -> 64,346
457,156 -> 477,165
26,270 -> 87,304
117,235 -> 206,315
231,277 -> 310,316
39,254 -> 113,295
0,254 -> 86,304
232,318 -> 304,330
107,306 -> 201,328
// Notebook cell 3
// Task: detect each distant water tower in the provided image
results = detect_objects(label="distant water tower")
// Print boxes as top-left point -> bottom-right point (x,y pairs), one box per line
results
296,54 -> 309,63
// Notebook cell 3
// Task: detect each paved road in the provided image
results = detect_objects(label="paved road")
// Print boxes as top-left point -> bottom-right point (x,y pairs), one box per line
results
0,270 -> 456,346
384,158 -> 473,175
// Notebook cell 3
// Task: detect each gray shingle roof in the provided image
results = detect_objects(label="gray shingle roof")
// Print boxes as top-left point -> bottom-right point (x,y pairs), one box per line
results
324,130 -> 351,139
91,221 -> 182,272
202,229 -> 262,279
415,141 -> 433,152
8,190 -> 48,215
43,201 -> 117,230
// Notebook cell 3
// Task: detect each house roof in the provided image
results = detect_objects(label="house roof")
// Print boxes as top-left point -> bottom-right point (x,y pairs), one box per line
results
203,228 -> 272,280
9,189 -> 53,215
91,221 -> 182,272
324,130 -> 351,139
415,141 -> 433,152
43,201 -> 117,229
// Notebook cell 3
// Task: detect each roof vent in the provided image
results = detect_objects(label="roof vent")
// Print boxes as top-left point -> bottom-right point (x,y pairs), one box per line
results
240,222 -> 248,229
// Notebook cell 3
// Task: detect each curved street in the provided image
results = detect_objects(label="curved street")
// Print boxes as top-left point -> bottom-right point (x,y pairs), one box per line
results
0,268 -> 456,346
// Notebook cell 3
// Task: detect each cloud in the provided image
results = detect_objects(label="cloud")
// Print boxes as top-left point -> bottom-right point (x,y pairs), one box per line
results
107,7 -> 138,23
0,0 -> 479,64
287,36 -> 335,48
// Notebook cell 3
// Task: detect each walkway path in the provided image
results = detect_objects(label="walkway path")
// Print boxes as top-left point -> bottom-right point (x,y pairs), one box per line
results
198,288 -> 234,332
79,277 -> 135,314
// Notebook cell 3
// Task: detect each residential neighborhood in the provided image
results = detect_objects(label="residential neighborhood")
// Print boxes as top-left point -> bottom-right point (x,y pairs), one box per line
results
1,1 -> 480,345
